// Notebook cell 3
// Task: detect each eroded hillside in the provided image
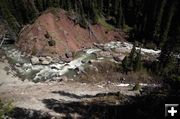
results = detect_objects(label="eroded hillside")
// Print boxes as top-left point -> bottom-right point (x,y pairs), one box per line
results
16,9 -> 125,57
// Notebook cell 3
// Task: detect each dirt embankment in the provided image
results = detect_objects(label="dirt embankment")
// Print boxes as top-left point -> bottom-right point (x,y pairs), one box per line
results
16,9 -> 125,57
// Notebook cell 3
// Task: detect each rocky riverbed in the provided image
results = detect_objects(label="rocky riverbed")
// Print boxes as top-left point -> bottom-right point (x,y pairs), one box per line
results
0,41 -> 162,118
2,41 -> 160,82
0,59 -> 162,118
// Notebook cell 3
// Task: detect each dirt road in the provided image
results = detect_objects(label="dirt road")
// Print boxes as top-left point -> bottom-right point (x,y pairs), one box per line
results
0,60 -> 140,117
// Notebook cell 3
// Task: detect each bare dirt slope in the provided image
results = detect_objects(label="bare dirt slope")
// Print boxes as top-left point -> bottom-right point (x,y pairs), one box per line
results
16,9 -> 125,57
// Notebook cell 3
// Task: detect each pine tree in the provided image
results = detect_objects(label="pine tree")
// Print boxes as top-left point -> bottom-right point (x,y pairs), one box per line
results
0,0 -> 20,33
129,43 -> 136,69
122,44 -> 143,73
96,0 -> 103,14
160,0 -> 177,47
47,0 -> 54,7
35,0 -> 44,12
122,56 -> 129,74
8,0 -> 23,25
65,0 -> 72,10
91,0 -> 99,23
159,22 -> 180,78
74,0 -> 78,12
160,29 -> 180,67
28,0 -> 39,19
60,0 -> 66,9
117,0 -> 123,28
14,0 -> 30,23
133,49 -> 142,71
42,0 -> 47,10
153,0 -> 167,46
114,0 -> 119,15
107,0 -> 111,15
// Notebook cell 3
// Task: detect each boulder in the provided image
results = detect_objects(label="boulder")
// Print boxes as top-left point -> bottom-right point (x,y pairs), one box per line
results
113,55 -> 124,62
46,56 -> 53,62
65,52 -> 73,58
4,59 -> 8,63
62,76 -> 68,82
15,63 -> 21,67
41,60 -> 50,65
56,76 -> 68,82
113,48 -> 122,53
58,60 -> 64,64
81,60 -> 86,64
38,56 -> 52,65
39,57 -> 46,62
50,66 -> 59,70
2,56 -> 6,59
64,58 -> 72,63
99,51 -> 111,58
31,56 -> 39,65
51,57 -> 61,63
93,43 -> 104,49
120,42 -> 127,47
88,60 -> 93,64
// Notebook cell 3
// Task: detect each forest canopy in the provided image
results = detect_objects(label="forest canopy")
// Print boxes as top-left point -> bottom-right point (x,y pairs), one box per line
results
0,0 -> 179,48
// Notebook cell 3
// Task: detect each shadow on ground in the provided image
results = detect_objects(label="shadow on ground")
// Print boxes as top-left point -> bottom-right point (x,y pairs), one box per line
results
43,87 -> 180,119
9,81 -> 180,119
9,107 -> 52,119
51,91 -> 123,99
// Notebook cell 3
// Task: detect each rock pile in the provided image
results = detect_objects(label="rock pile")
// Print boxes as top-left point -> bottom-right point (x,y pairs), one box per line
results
31,56 -> 53,65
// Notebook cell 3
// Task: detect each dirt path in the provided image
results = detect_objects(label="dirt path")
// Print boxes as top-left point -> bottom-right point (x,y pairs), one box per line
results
0,60 -> 140,117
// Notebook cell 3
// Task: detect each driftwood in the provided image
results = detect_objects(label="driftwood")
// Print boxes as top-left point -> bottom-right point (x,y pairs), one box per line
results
87,21 -> 99,42
0,34 -> 5,47
0,33 -> 15,47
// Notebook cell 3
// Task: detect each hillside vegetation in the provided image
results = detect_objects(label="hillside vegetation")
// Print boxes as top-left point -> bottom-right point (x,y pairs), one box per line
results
0,1 -> 179,118
0,0 -> 179,47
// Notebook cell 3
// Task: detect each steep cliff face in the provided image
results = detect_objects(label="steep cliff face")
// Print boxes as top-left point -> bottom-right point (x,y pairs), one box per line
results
16,9 -> 125,57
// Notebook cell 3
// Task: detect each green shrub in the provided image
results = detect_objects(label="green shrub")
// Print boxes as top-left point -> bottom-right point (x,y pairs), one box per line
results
123,24 -> 133,33
50,8 -> 60,17
0,99 -> 13,119
133,83 -> 141,91
48,40 -> 56,46
145,42 -> 157,49
31,46 -> 37,55
79,18 -> 88,28
44,32 -> 51,39
97,17 -> 114,30
122,44 -> 142,73
171,74 -> 180,81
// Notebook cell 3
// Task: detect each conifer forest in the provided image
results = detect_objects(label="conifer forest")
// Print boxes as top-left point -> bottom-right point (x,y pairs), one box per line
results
0,0 -> 180,119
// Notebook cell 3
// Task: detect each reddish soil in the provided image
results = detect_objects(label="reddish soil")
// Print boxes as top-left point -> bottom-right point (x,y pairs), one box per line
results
16,9 -> 125,57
